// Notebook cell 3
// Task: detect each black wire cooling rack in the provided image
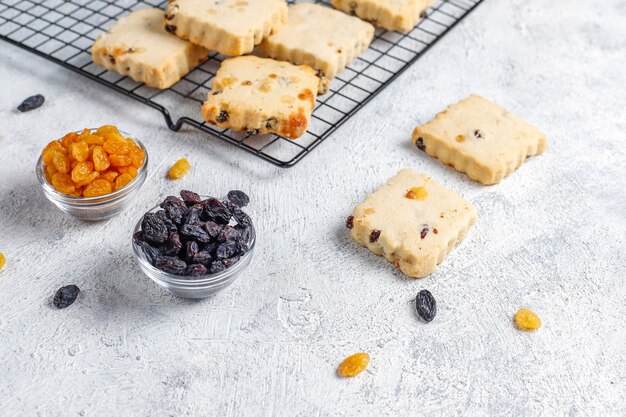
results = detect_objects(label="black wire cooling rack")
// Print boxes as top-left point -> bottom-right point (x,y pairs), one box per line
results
0,0 -> 483,167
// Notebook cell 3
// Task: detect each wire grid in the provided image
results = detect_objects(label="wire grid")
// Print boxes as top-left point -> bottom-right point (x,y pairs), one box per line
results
0,0 -> 483,167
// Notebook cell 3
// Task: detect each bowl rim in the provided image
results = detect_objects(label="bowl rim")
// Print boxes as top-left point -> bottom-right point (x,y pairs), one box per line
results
36,128 -> 149,204
132,197 -> 256,286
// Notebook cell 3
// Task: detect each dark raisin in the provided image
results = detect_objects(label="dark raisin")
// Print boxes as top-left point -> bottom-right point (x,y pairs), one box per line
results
209,261 -> 226,274
346,215 -> 354,229
183,204 -> 203,226
227,190 -> 250,207
215,241 -> 238,259
473,129 -> 483,139
201,198 -> 232,224
180,224 -> 211,243
156,210 -> 177,233
53,285 -> 80,309
231,207 -> 251,227
185,264 -> 208,276
415,137 -> 426,151
415,290 -> 437,322
420,225 -> 429,239
216,110 -> 229,123
155,256 -> 187,275
163,232 -> 182,256
165,24 -> 177,33
370,230 -> 381,243
180,190 -> 202,206
201,241 -> 219,255
218,225 -> 241,243
17,94 -> 45,112
184,240 -> 199,263
236,224 -> 252,243
204,221 -> 223,239
191,250 -> 213,266
160,196 -> 188,224
134,232 -> 161,265
142,212 -> 170,244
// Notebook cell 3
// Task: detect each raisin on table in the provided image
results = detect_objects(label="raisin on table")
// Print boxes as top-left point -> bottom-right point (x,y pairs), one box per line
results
18,94 -> 45,112
53,285 -> 80,309
415,290 -> 437,322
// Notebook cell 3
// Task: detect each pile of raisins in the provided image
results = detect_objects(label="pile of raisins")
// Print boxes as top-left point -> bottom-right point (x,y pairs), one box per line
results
134,190 -> 252,276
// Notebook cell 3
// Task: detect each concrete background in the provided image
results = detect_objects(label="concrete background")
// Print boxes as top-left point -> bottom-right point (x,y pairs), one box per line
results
0,0 -> 625,415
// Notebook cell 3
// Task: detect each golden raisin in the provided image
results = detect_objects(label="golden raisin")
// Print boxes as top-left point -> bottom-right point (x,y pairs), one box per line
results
51,173 -> 75,194
128,146 -> 145,168
406,186 -> 428,200
455,135 -> 465,143
103,137 -> 131,155
96,125 -> 119,136
50,150 -> 71,174
514,308 -> 542,330
109,154 -> 132,167
44,165 -> 57,183
0,252 -> 5,271
114,173 -> 133,190
84,133 -> 104,145
83,179 -> 113,197
100,171 -> 119,182
61,132 -> 79,148
118,165 -> 138,178
337,352 -> 370,377
168,158 -> 190,179
41,141 -> 66,164
71,162 -> 97,183
92,146 -> 110,171
69,141 -> 89,162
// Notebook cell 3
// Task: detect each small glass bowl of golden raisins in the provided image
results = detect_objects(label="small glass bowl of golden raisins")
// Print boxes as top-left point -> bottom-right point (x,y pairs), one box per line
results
36,125 -> 148,221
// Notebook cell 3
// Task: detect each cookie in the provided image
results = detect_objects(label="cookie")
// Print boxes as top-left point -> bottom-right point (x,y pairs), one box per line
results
92,8 -> 208,89
332,0 -> 434,32
259,3 -> 374,81
411,94 -> 547,185
164,0 -> 288,56
201,56 -> 320,139
349,169 -> 477,278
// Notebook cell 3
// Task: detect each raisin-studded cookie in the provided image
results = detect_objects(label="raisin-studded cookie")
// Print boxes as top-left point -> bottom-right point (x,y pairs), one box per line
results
332,0 -> 434,32
164,0 -> 287,56
348,169 -> 477,278
259,3 -> 374,82
92,8 -> 208,89
411,94 -> 547,185
201,56 -> 320,139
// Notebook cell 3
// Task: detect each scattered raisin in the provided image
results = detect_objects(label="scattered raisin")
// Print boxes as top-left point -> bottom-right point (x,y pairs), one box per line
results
370,230 -> 381,243
346,215 -> 354,229
337,352 -> 369,377
415,290 -> 436,322
420,225 -> 429,239
415,137 -> 426,151
18,94 -> 45,112
53,285 -> 80,309
0,252 -> 6,271
216,110 -> 229,123
168,158 -> 190,179
227,190 -> 249,207
514,308 -> 541,330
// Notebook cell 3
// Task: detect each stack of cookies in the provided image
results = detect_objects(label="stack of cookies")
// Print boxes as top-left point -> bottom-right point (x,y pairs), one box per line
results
91,1 -> 437,139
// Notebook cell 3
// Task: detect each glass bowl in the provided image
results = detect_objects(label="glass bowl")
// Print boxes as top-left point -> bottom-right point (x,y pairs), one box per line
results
132,199 -> 256,299
36,130 -> 148,221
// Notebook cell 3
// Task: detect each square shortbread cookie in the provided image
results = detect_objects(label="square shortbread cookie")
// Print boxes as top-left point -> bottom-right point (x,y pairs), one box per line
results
259,3 -> 374,81
349,169 -> 477,278
92,8 -> 208,89
332,0 -> 434,33
411,95 -> 547,185
201,56 -> 320,139
164,0 -> 288,56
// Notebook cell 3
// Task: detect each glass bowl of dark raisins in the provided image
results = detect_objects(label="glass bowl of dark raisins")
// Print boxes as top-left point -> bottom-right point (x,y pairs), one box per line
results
131,191 -> 255,299
36,129 -> 148,221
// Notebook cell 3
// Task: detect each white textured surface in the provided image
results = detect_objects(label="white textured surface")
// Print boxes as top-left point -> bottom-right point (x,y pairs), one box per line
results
1,0 -> 625,415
